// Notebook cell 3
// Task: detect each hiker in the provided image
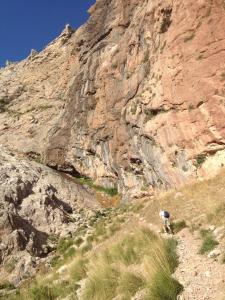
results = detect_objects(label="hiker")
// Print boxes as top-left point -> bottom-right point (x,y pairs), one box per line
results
159,210 -> 172,234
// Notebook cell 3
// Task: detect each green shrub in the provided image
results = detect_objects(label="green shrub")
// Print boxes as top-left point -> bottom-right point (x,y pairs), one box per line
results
57,238 -> 73,254
49,255 -> 62,268
195,154 -> 206,167
164,239 -> 179,272
199,229 -> 219,254
144,238 -> 183,300
171,220 -> 187,234
63,247 -> 76,259
146,269 -> 183,300
0,281 -> 15,290
30,284 -> 57,300
0,99 -> 9,112
76,177 -> 118,197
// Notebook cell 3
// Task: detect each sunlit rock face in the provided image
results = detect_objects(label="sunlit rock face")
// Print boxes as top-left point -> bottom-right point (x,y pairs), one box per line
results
0,146 -> 99,284
1,0 -> 225,199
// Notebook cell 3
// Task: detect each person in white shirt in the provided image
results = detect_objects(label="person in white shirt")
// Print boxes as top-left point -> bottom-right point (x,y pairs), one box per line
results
159,210 -> 172,234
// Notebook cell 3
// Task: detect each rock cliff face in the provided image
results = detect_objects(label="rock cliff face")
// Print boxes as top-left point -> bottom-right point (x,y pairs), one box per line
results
0,146 -> 99,284
1,0 -> 225,199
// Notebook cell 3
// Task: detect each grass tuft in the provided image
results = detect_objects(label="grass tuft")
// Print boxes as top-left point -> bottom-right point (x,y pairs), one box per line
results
0,281 -> 15,291
76,177 -> 118,197
199,229 -> 219,254
171,220 -> 187,234
82,264 -> 119,300
118,272 -> 146,298
57,238 -> 73,254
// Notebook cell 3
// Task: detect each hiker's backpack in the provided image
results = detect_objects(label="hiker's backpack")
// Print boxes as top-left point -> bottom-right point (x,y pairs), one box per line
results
164,211 -> 170,218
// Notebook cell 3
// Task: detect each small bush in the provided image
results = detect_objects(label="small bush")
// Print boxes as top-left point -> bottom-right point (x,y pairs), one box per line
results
57,238 -> 73,254
171,220 -> 187,234
30,284 -> 57,300
199,229 -> 219,254
76,177 -> 118,197
195,154 -> 206,167
64,247 -> 76,259
0,99 -> 9,113
144,238 -> 183,300
49,255 -> 62,268
147,269 -> 183,300
0,281 -> 15,290
164,239 -> 179,272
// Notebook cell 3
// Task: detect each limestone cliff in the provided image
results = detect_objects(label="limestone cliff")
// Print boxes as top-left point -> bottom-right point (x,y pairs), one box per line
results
1,0 -> 225,199
0,146 -> 99,285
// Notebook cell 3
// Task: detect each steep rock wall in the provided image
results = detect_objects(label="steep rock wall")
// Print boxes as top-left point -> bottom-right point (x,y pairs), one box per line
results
1,0 -> 225,198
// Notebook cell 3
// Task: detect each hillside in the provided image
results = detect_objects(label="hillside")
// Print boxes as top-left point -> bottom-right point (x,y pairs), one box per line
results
0,0 -> 225,299
1,169 -> 225,299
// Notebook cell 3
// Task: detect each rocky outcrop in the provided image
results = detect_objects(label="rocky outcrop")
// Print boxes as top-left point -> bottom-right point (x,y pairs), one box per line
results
0,146 -> 99,285
1,0 -> 225,199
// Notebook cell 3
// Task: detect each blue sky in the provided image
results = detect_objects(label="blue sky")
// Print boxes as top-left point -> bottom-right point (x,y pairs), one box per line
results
0,0 -> 95,67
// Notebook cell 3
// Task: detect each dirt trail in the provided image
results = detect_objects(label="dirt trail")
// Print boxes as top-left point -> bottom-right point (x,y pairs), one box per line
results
137,215 -> 225,300
175,228 -> 225,300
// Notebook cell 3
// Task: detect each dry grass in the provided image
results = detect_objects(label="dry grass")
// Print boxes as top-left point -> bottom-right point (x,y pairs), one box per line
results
95,192 -> 121,208
142,168 -> 225,228
81,228 -> 182,300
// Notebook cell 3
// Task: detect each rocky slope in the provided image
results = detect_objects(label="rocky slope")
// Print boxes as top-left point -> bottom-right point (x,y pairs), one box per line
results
0,146 -> 100,285
1,0 -> 225,199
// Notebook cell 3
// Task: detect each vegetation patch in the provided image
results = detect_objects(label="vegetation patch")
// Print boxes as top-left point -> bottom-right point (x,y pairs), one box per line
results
82,264 -> 119,300
76,177 -> 118,197
57,238 -> 73,255
207,203 -> 225,225
194,154 -> 206,167
171,220 -> 187,234
160,8 -> 172,34
4,257 -> 18,273
118,272 -> 146,299
199,229 -> 219,254
0,99 -> 10,113
82,228 -> 182,300
0,281 -> 15,291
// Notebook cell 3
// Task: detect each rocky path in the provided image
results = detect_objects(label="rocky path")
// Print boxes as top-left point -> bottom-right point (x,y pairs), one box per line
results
175,228 -> 225,300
